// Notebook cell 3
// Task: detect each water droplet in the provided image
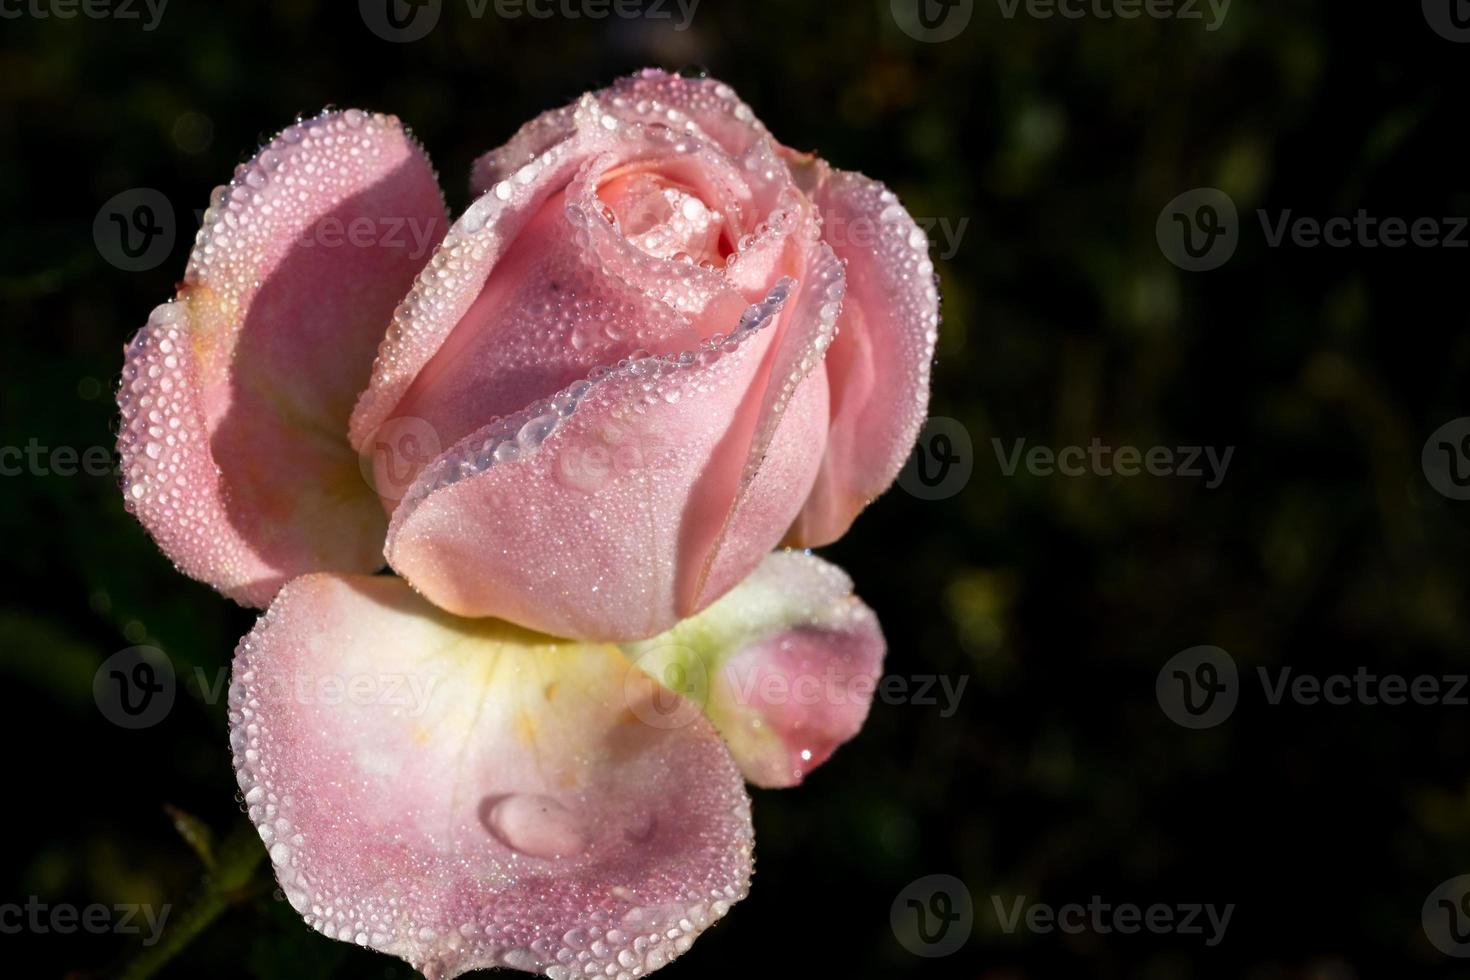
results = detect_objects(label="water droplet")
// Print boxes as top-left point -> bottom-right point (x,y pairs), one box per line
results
480,793 -> 586,859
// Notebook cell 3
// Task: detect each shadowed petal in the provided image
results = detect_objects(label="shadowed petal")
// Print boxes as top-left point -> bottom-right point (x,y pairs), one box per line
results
785,170 -> 939,546
118,109 -> 448,605
385,278 -> 825,642
230,573 -> 753,980
622,550 -> 885,788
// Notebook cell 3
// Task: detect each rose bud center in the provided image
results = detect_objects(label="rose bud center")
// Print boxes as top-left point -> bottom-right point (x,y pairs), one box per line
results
597,170 -> 731,266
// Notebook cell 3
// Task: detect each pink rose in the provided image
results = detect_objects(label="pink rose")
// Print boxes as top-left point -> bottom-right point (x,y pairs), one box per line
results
117,70 -> 936,978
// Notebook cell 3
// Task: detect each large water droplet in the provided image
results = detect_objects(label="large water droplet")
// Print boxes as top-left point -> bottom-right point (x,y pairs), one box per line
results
480,793 -> 586,859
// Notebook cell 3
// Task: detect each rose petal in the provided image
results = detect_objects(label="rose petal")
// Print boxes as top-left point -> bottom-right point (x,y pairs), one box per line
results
352,96 -> 787,492
118,109 -> 448,605
622,550 -> 886,788
468,70 -> 772,200
599,69 -> 773,161
350,95 -> 620,457
230,573 -> 753,980
692,242 -> 843,610
784,170 -> 940,546
386,275 -> 824,641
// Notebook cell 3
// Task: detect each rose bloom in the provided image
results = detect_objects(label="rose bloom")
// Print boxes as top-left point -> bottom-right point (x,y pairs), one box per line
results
118,70 -> 937,978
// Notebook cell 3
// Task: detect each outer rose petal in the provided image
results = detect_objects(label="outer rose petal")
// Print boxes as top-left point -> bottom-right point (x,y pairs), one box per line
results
118,110 -> 448,605
386,277 -> 834,642
230,573 -> 753,980
365,74 -> 848,640
785,169 -> 940,546
621,550 -> 885,788
470,69 -> 772,199
355,88 -> 801,480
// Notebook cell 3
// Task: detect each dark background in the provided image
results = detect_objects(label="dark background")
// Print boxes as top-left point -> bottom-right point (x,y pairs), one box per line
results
4,0 -> 1470,976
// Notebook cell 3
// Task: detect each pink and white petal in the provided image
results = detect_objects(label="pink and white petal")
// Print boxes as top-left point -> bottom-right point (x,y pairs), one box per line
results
386,281 -> 807,642
352,100 -> 768,490
350,96 -> 622,456
469,99 -> 578,196
786,171 -> 940,546
117,110 -> 448,605
622,550 -> 886,788
691,243 -> 843,610
601,70 -> 772,162
230,573 -> 752,980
